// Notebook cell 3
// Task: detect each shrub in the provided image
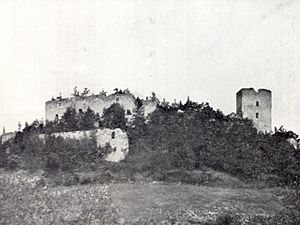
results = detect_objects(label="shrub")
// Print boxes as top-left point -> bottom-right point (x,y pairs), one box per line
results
102,103 -> 127,130
4,133 -> 113,174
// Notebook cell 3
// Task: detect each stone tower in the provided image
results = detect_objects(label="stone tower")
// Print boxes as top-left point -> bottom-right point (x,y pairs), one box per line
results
236,88 -> 272,133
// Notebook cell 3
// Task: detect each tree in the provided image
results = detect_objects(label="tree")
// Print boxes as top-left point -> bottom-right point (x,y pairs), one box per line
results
135,97 -> 143,110
22,120 -> 44,134
81,88 -> 90,97
44,120 -> 62,133
123,88 -> 131,94
99,89 -> 107,96
79,107 -> 98,130
102,103 -> 126,130
128,106 -> 146,138
61,107 -> 79,131
72,86 -> 80,97
113,88 -> 119,94
150,91 -> 158,101
17,122 -> 22,131
273,126 -> 298,142
56,93 -> 62,100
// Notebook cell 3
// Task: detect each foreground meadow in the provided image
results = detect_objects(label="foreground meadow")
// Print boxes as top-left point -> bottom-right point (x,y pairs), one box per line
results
1,169 -> 297,225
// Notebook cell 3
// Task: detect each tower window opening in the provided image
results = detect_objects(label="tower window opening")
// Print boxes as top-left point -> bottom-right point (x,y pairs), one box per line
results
256,113 -> 259,119
256,101 -> 259,107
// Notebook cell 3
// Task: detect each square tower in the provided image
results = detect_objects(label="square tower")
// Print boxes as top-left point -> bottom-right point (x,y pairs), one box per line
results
236,88 -> 272,133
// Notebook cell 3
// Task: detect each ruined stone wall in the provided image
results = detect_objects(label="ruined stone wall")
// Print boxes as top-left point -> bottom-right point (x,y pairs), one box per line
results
236,88 -> 272,133
142,100 -> 158,117
39,128 -> 129,162
45,93 -> 137,121
45,93 -> 157,121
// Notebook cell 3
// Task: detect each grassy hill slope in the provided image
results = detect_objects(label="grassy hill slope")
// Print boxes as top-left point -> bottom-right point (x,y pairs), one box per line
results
108,183 -> 284,224
1,170 -> 295,225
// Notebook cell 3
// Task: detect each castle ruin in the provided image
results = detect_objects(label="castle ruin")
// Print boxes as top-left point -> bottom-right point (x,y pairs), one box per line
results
236,88 -> 272,133
45,92 -> 157,122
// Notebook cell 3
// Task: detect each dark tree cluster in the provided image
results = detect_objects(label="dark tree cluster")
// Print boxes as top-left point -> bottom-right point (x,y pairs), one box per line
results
102,103 -> 127,130
127,97 -> 300,187
44,107 -> 100,133
43,103 -> 128,133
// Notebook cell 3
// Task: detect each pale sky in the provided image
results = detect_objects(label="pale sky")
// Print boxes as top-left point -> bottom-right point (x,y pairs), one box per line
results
0,0 -> 300,134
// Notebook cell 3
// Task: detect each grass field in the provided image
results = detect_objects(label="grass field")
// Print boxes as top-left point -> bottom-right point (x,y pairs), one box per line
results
0,173 -> 121,224
108,183 -> 284,224
0,170 -> 291,224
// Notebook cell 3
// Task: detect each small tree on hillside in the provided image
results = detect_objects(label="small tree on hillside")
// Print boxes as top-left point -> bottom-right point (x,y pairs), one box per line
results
128,106 -> 147,138
44,120 -> 62,133
135,97 -> 143,110
17,122 -> 22,131
79,107 -> 98,130
81,88 -> 90,97
102,103 -> 126,130
72,86 -> 80,97
61,107 -> 79,131
150,91 -> 158,101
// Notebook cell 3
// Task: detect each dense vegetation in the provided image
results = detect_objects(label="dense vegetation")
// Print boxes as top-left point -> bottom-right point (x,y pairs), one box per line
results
125,98 -> 300,187
44,106 -> 101,133
0,93 -> 299,187
0,103 -> 126,173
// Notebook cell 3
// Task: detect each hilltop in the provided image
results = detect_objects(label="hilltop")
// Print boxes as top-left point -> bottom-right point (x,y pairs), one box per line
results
0,91 -> 300,224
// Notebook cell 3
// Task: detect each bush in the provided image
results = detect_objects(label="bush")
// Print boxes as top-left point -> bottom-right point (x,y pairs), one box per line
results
0,143 -> 9,168
102,103 -> 127,130
44,107 -> 100,133
4,133 -> 113,174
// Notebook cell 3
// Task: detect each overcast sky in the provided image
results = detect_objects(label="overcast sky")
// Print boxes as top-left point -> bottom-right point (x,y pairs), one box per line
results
0,0 -> 300,134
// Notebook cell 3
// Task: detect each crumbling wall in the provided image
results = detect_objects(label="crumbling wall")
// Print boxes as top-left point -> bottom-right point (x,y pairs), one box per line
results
45,93 -> 136,121
39,128 -> 129,162
45,93 -> 158,122
142,100 -> 158,116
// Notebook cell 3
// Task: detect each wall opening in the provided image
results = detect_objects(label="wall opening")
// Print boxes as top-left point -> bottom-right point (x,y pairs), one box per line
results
256,113 -> 259,119
256,101 -> 259,107
111,131 -> 115,139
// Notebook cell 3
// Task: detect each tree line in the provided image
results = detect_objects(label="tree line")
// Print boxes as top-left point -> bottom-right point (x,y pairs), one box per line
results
18,103 -> 127,136
1,93 -> 300,187
126,98 -> 300,186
